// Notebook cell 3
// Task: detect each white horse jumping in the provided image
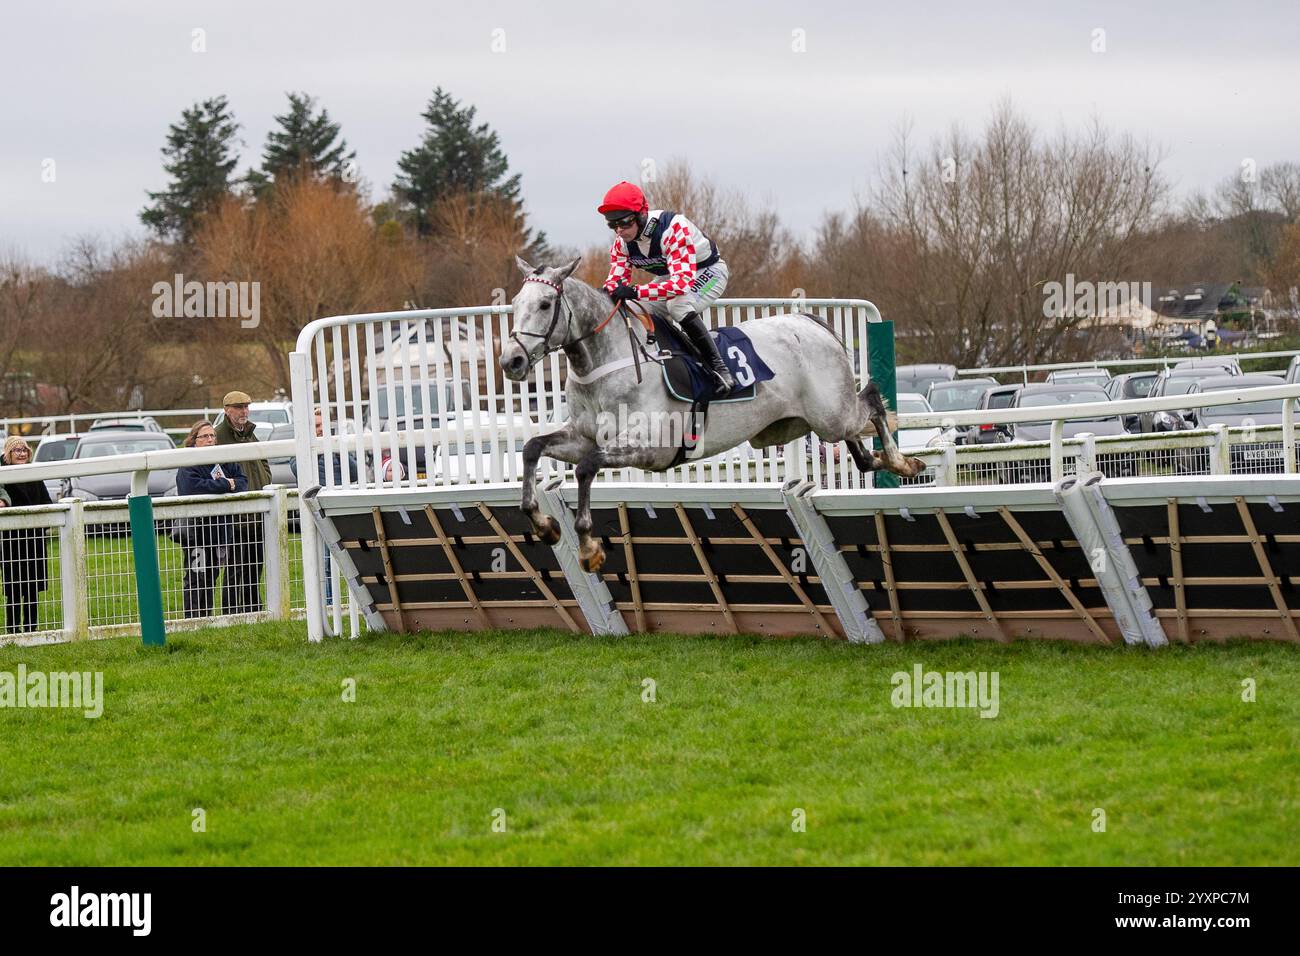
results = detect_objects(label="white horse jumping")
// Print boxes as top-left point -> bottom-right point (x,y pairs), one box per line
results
499,256 -> 925,572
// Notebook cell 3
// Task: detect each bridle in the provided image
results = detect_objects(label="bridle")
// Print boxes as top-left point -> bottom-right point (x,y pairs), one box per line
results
510,275 -> 648,371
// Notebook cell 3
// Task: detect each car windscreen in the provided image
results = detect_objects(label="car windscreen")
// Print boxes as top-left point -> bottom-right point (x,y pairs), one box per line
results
1019,390 -> 1108,408
902,376 -> 949,395
1126,377 -> 1156,398
987,391 -> 1018,409
929,384 -> 992,411
35,440 -> 78,461
1162,378 -> 1200,396
1052,372 -> 1109,386
252,409 -> 290,424
1017,390 -> 1113,422
897,399 -> 931,414
77,440 -> 172,458
1202,395 -> 1285,417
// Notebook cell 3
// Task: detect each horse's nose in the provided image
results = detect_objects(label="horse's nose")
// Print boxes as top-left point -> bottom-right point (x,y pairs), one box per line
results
501,352 -> 527,378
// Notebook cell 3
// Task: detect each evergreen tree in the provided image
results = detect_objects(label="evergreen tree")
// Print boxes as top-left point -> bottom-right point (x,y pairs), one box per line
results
393,88 -> 532,240
140,96 -> 241,243
250,92 -> 356,194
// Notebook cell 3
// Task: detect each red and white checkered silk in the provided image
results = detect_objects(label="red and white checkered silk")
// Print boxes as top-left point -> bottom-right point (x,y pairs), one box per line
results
602,211 -> 715,301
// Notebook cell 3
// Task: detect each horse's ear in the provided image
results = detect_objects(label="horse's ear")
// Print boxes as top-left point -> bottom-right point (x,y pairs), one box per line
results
555,256 -> 582,281
515,255 -> 536,277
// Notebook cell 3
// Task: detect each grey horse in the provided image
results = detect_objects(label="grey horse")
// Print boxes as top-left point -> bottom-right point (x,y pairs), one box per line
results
499,256 -> 925,572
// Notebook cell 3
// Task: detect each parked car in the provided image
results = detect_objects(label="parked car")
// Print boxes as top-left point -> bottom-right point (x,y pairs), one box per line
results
993,385 -> 1124,482
1045,368 -> 1111,386
1104,372 -> 1159,431
88,416 -> 166,433
59,431 -> 177,502
362,380 -> 475,480
33,433 -> 83,499
1165,374 -> 1287,473
960,384 -> 1023,446
998,385 -> 1123,443
1140,367 -> 1233,432
894,393 -> 942,449
926,377 -> 998,413
896,364 -> 957,397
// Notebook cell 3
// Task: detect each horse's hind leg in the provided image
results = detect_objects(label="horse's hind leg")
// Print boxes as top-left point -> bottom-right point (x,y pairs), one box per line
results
857,383 -> 925,478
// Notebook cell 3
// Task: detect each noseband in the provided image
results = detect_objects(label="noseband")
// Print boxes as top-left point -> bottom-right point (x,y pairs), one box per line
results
510,276 -> 625,371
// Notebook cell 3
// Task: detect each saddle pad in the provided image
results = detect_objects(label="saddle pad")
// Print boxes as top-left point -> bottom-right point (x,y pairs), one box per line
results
652,316 -> 775,404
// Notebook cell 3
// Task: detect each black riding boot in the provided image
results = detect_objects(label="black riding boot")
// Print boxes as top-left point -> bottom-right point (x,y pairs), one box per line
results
679,312 -> 736,397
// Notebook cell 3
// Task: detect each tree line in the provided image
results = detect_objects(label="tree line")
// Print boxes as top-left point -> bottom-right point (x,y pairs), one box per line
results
2,96 -> 1298,417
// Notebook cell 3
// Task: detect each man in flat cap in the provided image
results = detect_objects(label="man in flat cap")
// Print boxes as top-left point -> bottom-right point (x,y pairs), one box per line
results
214,390 -> 271,613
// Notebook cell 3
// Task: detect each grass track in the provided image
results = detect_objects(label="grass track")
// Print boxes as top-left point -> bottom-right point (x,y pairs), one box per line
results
1,622 -> 1297,865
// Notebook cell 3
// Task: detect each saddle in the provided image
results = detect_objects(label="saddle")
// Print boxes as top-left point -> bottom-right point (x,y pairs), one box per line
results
649,316 -> 775,465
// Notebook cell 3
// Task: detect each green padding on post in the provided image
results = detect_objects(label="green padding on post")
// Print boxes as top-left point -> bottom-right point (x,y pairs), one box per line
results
128,494 -> 166,646
868,318 -> 899,489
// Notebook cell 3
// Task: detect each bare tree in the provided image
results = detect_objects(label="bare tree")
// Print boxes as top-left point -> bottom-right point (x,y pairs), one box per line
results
830,104 -> 1168,366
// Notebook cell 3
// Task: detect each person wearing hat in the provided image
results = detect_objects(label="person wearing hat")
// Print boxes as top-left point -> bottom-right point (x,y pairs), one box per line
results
214,390 -> 270,613
598,180 -> 736,397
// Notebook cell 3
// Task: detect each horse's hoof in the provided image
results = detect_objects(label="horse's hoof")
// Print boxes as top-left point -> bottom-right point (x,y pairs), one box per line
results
904,456 -> 926,477
538,516 -> 561,545
579,542 -> 606,573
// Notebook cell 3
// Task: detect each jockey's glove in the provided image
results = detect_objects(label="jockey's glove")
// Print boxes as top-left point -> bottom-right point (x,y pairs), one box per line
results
609,284 -> 638,303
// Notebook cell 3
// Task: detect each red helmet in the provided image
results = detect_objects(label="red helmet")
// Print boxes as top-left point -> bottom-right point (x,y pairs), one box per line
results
597,181 -> 648,217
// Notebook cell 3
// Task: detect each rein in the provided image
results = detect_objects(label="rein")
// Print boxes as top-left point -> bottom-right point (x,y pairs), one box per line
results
513,276 -> 662,383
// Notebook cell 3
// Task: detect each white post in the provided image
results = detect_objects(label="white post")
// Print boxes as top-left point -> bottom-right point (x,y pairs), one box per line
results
1209,424 -> 1231,475
264,485 -> 290,621
1077,433 -> 1097,475
1050,419 -> 1065,483
936,443 -> 956,487
290,350 -> 326,641
1284,398 -> 1296,475
59,498 -> 89,641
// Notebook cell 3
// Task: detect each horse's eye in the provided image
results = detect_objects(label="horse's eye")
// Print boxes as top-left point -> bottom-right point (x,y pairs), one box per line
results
539,301 -> 551,310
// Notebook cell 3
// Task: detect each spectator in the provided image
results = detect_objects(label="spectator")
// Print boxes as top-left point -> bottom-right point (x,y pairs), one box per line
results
0,436 -> 53,634
214,390 -> 270,613
176,421 -> 248,618
291,405 -> 358,608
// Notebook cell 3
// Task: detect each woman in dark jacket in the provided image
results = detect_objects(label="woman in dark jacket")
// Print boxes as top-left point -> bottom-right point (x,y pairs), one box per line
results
0,436 -> 54,634
176,421 -> 248,618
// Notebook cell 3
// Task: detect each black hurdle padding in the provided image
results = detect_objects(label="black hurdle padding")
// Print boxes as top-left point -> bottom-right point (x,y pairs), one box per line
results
1183,584 -> 1277,611
717,579 -> 804,606
635,580 -> 719,605
745,508 -> 800,540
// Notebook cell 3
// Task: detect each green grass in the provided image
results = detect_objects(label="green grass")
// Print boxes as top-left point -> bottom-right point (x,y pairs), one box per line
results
0,622 -> 1296,865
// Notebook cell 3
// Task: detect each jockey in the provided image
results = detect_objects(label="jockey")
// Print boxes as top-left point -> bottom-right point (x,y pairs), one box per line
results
598,181 -> 736,396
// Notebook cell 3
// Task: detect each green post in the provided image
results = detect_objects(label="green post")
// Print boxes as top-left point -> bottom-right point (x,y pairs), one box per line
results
868,317 -> 899,489
129,492 -> 166,646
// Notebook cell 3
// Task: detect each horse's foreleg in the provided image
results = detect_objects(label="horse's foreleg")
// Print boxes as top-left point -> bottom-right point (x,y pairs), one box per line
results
573,444 -> 660,573
521,425 -> 592,544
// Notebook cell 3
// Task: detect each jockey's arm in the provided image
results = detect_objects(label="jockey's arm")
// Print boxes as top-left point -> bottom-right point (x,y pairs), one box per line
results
603,239 -> 631,293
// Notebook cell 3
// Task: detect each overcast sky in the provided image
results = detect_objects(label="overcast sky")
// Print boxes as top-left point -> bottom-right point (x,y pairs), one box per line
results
3,0 -> 1298,265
